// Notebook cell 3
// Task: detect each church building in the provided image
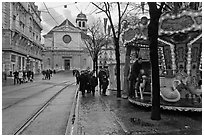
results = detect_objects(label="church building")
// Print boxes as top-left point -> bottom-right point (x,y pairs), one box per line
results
42,12 -> 92,71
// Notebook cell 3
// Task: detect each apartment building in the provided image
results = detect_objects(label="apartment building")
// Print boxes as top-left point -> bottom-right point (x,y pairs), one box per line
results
2,2 -> 43,76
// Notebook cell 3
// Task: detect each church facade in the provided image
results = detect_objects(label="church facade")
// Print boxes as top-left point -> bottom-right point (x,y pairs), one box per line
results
42,12 -> 92,71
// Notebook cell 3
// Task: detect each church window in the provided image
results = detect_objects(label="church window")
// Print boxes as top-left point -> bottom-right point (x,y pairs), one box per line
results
79,21 -> 81,27
63,35 -> 72,44
82,22 -> 85,27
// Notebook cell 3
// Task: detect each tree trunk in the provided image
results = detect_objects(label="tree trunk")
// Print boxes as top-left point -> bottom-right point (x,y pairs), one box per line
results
148,2 -> 161,120
115,38 -> 121,98
93,57 -> 96,72
95,55 -> 98,76
123,44 -> 131,98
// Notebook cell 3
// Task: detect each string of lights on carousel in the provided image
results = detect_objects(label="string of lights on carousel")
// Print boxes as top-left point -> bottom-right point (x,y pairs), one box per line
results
122,9 -> 201,75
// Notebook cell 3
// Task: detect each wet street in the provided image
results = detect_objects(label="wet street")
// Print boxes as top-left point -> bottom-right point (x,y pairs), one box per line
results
2,71 -> 202,135
2,71 -> 77,135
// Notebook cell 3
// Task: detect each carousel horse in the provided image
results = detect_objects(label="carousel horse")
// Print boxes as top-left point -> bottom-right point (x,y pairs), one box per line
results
160,79 -> 181,102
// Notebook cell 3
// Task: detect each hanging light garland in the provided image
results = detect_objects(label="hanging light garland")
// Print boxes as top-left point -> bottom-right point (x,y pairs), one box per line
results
159,9 -> 202,35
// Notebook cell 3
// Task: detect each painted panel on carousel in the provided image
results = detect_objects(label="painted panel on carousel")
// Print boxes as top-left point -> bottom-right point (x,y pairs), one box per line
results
159,9 -> 202,35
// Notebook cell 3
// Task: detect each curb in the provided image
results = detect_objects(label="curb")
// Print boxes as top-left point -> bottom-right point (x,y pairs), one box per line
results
99,97 -> 129,134
65,85 -> 80,135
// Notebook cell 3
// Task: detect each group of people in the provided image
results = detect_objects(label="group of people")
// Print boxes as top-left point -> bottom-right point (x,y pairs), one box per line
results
73,68 -> 109,97
13,70 -> 34,85
129,57 -> 147,100
42,69 -> 55,80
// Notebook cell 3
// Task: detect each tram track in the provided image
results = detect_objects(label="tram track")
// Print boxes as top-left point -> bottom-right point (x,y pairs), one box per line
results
2,81 -> 71,110
13,82 -> 76,135
2,83 -> 43,96
2,80 -> 69,96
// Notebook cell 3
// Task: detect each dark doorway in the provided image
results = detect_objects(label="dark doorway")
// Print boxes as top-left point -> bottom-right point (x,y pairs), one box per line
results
64,60 -> 70,70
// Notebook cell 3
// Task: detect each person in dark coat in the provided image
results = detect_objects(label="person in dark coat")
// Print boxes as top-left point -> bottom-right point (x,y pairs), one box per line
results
49,69 -> 53,77
75,70 -> 80,85
47,69 -> 51,80
129,57 -> 143,98
90,71 -> 98,96
27,70 -> 31,82
101,75 -> 109,96
79,71 -> 87,97
85,71 -> 91,93
98,68 -> 108,95
13,70 -> 19,85
23,70 -> 27,83
73,69 -> 76,76
42,70 -> 45,80
30,71 -> 34,82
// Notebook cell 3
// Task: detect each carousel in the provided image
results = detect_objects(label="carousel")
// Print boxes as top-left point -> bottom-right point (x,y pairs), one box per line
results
121,9 -> 202,112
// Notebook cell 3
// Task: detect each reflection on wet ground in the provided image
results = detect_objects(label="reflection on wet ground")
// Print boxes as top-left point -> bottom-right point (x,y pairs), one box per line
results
76,91 -> 125,135
102,90 -> 202,135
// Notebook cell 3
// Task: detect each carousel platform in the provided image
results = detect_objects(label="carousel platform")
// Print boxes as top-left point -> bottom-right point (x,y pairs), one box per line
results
128,94 -> 202,112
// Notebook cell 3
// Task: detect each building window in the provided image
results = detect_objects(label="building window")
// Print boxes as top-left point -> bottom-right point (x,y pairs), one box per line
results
63,35 -> 72,44
79,21 -> 81,27
11,55 -> 16,62
82,22 -> 85,27
48,58 -> 50,66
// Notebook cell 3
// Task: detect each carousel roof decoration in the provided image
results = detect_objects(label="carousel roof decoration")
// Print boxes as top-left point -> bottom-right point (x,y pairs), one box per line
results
159,9 -> 202,35
122,9 -> 201,47
121,16 -> 149,46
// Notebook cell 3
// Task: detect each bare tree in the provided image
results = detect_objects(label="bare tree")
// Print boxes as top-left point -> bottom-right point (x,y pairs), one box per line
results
91,2 -> 130,98
82,19 -> 107,75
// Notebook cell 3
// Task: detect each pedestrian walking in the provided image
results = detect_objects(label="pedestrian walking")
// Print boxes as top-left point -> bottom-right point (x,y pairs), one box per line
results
98,68 -> 108,94
49,69 -> 53,77
90,71 -> 98,96
79,71 -> 87,97
75,70 -> 80,84
13,70 -> 19,85
23,70 -> 27,83
85,71 -> 91,93
18,71 -> 23,84
47,69 -> 51,80
129,57 -> 143,98
27,70 -> 31,82
73,69 -> 76,76
101,74 -> 109,96
30,71 -> 34,82
42,70 -> 45,80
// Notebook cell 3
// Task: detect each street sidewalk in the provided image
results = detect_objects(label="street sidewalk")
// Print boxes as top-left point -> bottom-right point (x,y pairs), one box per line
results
75,89 -> 202,135
75,90 -> 125,135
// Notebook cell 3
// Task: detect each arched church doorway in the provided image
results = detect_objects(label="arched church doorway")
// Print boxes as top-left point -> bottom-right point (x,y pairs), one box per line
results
64,60 -> 70,70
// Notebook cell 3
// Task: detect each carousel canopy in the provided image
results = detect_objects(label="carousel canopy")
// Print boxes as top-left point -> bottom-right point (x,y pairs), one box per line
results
122,9 -> 202,46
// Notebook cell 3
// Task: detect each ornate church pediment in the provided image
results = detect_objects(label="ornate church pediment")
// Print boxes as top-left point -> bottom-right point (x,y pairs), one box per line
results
53,25 -> 81,33
52,19 -> 81,33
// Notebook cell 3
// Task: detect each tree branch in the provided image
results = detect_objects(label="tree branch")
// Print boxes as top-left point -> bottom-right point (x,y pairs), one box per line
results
121,2 -> 129,18
91,2 -> 106,13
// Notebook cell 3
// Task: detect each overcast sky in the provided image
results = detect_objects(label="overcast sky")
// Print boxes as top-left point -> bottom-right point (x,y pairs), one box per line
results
35,2 -> 108,35
34,1 -> 148,43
